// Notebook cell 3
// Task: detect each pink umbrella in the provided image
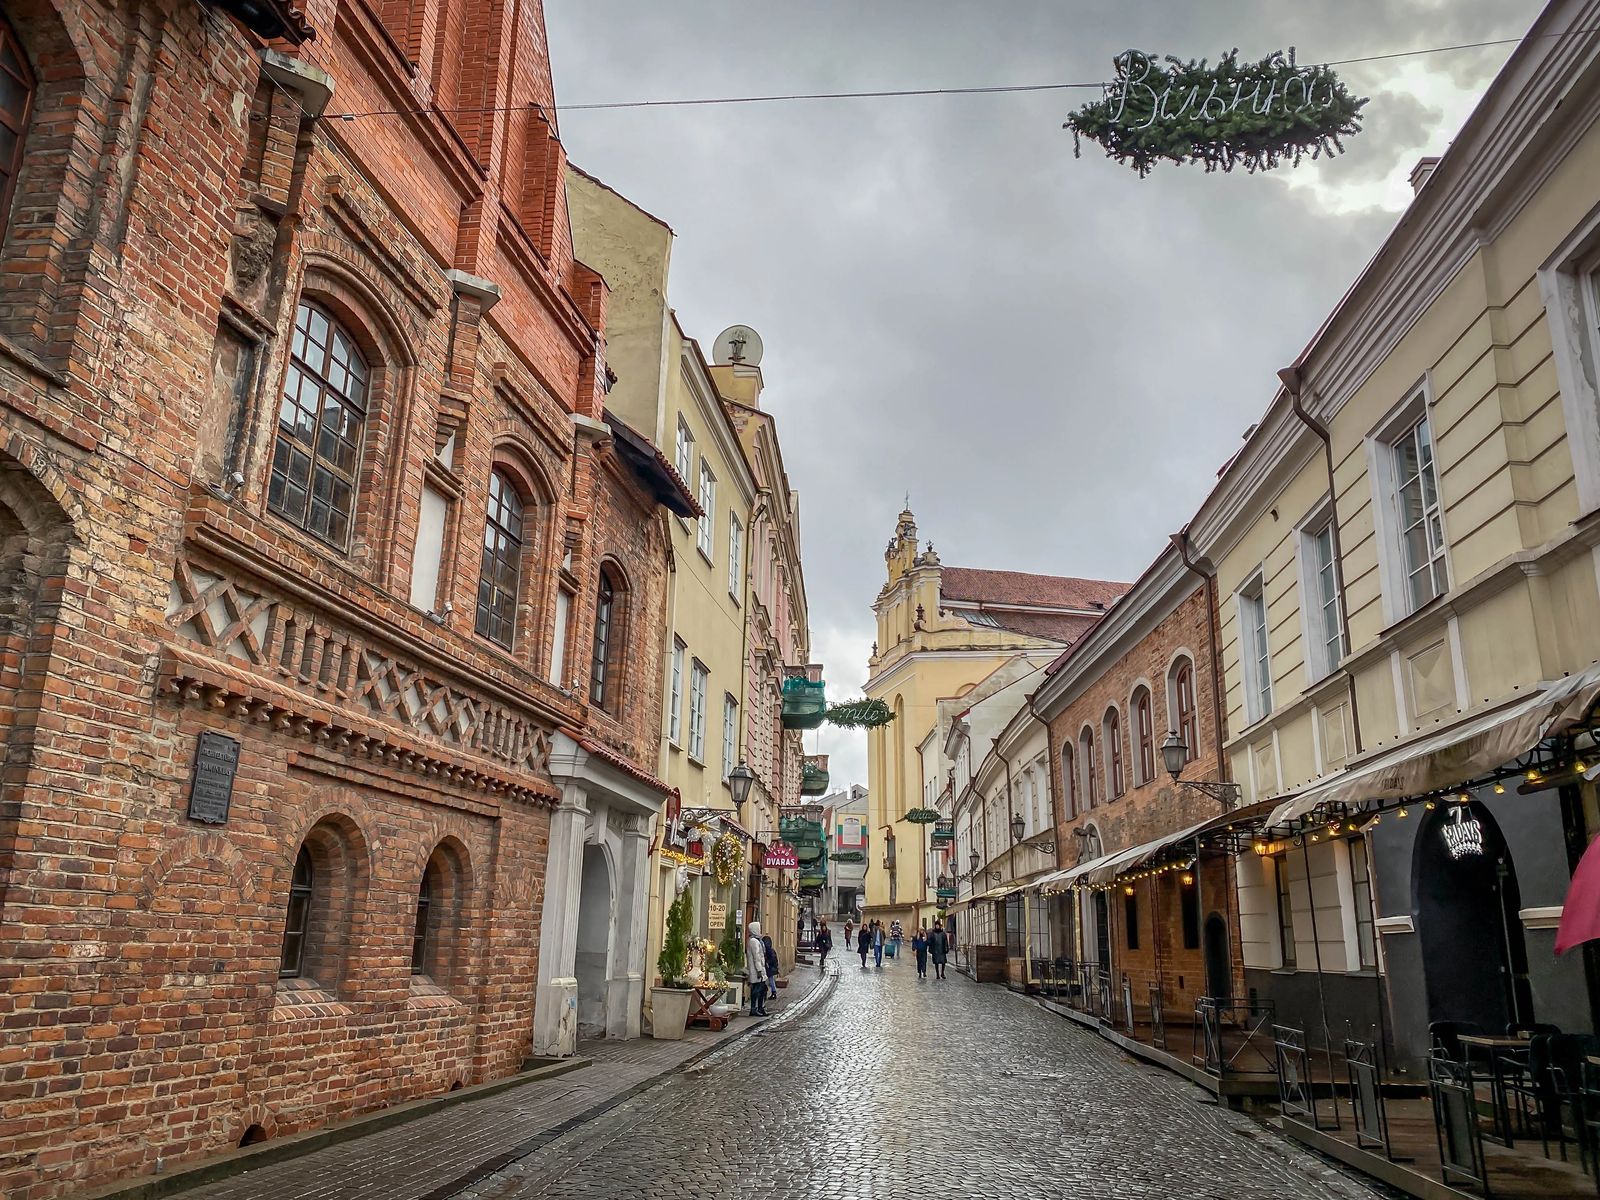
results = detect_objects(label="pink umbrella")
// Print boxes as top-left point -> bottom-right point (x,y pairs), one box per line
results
1556,835 -> 1600,956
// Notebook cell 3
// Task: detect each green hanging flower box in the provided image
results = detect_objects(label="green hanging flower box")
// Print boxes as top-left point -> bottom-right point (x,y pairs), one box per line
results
781,677 -> 827,729
800,761 -> 829,795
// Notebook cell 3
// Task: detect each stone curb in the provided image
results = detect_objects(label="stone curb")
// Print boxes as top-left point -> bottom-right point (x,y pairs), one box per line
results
72,1058 -> 591,1200
420,966 -> 837,1200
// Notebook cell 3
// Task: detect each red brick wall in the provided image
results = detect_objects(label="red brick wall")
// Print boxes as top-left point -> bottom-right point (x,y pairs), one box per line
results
1046,583 -> 1246,1015
0,0 -> 671,1194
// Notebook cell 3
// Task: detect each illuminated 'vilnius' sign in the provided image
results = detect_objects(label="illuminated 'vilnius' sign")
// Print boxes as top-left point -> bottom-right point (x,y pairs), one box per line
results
1065,48 -> 1367,177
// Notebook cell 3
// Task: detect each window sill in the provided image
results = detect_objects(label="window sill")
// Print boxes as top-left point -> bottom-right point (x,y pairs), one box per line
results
687,754 -> 706,768
408,974 -> 464,1009
272,977 -> 352,1020
697,547 -> 715,567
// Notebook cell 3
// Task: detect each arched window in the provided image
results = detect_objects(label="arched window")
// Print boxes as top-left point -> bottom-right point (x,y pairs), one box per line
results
0,19 -> 34,242
411,859 -> 436,974
1170,658 -> 1198,765
475,469 -> 524,648
590,567 -> 626,712
1079,728 -> 1099,809
1060,745 -> 1076,819
1133,687 -> 1155,784
279,846 -> 314,978
1104,707 -> 1125,798
269,301 -> 368,547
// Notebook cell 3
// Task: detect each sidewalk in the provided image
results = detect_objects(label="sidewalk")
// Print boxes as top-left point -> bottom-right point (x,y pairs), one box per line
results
101,966 -> 824,1200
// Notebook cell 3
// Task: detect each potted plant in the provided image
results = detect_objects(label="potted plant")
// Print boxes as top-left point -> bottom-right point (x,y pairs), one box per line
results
651,887 -> 695,1040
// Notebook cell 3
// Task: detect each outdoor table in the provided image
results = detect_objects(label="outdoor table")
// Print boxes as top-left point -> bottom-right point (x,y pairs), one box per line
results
686,985 -> 729,1031
1459,1033 -> 1531,1146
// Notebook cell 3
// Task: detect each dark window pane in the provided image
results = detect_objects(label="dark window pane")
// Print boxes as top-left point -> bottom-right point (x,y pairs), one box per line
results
280,847 -> 314,977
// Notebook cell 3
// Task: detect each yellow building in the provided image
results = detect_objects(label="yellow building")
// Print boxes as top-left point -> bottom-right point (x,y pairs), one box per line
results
1187,0 -> 1600,1072
567,170 -> 763,1019
862,508 -> 1125,930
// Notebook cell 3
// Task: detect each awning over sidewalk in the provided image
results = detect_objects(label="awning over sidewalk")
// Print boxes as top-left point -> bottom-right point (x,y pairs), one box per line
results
1047,801 -> 1278,890
1267,662 -> 1600,827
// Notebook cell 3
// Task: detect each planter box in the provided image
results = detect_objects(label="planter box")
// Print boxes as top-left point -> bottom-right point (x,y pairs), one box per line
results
650,987 -> 693,1040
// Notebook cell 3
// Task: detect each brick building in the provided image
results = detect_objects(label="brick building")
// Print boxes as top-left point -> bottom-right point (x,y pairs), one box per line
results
0,0 -> 681,1194
1033,543 -> 1245,1022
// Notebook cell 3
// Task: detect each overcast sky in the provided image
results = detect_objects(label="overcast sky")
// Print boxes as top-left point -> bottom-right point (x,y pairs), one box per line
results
546,0 -> 1545,792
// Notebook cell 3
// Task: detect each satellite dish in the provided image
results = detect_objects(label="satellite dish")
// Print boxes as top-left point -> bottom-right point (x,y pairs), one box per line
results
711,325 -> 764,367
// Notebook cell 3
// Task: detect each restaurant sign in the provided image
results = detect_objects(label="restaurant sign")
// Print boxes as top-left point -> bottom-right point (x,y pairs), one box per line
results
763,842 -> 799,870
1442,807 -> 1484,861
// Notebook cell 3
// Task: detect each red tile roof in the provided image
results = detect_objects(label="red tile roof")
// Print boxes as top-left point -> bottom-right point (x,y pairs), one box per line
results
941,567 -> 1128,613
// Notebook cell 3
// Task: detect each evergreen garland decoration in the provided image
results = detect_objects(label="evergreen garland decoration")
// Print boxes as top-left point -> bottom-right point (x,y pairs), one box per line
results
657,886 -> 694,988
710,831 -> 744,888
822,698 -> 895,729
1065,48 -> 1366,176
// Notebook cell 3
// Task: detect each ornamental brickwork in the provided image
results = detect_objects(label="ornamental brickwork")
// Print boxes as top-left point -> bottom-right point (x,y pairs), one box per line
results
0,0 -> 670,1195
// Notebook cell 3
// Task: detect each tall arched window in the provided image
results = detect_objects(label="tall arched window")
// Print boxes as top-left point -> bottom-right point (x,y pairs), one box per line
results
1060,745 -> 1076,819
1133,687 -> 1155,784
0,20 -> 34,242
590,567 -> 626,713
1079,728 -> 1099,809
1171,658 -> 1198,765
279,846 -> 314,978
270,302 -> 368,547
411,859 -> 437,975
1104,707 -> 1125,798
475,469 -> 524,648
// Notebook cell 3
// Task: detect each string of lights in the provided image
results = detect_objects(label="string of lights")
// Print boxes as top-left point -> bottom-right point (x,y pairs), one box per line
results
322,25 -> 1600,123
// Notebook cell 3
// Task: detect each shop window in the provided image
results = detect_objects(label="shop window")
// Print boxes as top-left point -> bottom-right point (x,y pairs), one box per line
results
1274,854 -> 1297,969
1124,888 -> 1139,951
475,469 -> 525,648
1348,838 -> 1376,970
1181,874 -> 1200,950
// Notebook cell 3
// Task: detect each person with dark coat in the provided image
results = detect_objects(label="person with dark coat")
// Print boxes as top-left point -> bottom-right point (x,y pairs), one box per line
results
912,925 -> 929,980
857,922 -> 871,969
762,934 -> 780,996
928,920 -> 951,980
816,921 -> 833,970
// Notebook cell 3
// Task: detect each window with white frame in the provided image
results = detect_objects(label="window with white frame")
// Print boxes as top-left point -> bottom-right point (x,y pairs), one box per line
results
1060,745 -> 1076,818
722,694 -> 738,779
668,639 -> 685,745
1273,854 -> 1297,970
688,660 -> 708,760
1348,837 -> 1377,970
1301,511 -> 1346,682
675,418 -> 694,490
1239,574 -> 1272,723
727,514 -> 743,600
697,462 -> 716,559
1389,411 -> 1447,614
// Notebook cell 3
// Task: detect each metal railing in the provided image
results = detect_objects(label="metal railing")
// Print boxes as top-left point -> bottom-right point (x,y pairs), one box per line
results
1344,1038 -> 1392,1157
1149,984 -> 1166,1051
1121,975 -> 1136,1036
1193,997 -> 1277,1078
1430,1054 -> 1491,1195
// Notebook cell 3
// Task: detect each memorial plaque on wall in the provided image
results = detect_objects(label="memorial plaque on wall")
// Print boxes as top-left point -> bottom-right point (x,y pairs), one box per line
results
187,731 -> 240,825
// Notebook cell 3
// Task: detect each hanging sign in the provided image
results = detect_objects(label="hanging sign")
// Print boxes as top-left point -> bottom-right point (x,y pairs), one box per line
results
1065,48 -> 1367,176
1442,807 -> 1484,860
839,816 -> 864,848
186,731 -> 240,825
763,842 -> 799,870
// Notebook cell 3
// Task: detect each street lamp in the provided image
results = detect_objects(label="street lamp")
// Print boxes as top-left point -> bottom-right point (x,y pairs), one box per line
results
727,761 -> 755,811
968,850 -> 980,877
1161,731 -> 1241,807
1011,813 -> 1025,843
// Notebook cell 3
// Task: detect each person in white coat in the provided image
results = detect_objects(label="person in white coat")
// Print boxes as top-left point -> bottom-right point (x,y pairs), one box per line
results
745,920 -> 768,1016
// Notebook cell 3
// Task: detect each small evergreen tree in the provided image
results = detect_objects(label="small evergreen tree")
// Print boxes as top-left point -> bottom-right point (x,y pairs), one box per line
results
657,886 -> 693,988
718,904 -> 744,977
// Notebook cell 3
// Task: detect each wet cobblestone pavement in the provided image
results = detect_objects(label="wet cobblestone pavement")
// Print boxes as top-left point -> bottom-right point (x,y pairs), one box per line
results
457,961 -> 1380,1200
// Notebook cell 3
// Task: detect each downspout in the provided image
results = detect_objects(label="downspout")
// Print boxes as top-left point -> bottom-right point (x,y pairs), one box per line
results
1279,366 -> 1364,756
1172,529 -> 1228,783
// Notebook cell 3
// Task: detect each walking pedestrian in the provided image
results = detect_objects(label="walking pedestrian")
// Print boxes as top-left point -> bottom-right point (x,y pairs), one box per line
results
912,925 -> 929,980
872,920 -> 884,969
762,933 -> 780,1004
843,918 -> 853,947
746,921 -> 768,1016
928,919 -> 950,980
856,922 -> 871,969
816,920 -> 833,970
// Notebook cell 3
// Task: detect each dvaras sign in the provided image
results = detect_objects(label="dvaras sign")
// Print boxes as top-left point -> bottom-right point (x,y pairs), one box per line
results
763,843 -> 799,870
1066,49 -> 1366,176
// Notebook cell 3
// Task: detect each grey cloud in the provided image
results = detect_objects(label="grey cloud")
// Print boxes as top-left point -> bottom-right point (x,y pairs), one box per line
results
547,0 -> 1544,792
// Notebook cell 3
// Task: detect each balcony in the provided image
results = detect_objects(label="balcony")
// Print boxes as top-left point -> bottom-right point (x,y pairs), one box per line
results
800,754 -> 829,795
781,675 -> 826,729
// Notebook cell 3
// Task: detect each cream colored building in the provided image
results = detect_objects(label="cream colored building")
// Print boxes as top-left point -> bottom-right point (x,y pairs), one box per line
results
567,170 -> 769,1020
1188,0 -> 1600,1069
863,508 -> 1125,930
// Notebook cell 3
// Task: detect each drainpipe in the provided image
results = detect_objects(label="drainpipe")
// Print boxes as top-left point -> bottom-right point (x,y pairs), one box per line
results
1171,529 -> 1228,782
1279,366 -> 1364,757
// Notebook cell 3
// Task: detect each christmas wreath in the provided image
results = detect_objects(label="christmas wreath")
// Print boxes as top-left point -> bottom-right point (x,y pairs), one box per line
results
822,698 -> 895,729
1066,48 -> 1366,176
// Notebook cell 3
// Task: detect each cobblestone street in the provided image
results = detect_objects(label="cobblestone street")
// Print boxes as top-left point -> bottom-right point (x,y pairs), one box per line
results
455,960 -> 1378,1200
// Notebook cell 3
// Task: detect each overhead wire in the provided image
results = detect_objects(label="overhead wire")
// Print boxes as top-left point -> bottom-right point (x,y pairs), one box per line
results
322,24 -> 1600,123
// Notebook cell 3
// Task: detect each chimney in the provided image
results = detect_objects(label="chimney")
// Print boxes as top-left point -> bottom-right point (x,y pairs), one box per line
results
1409,156 -> 1442,196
